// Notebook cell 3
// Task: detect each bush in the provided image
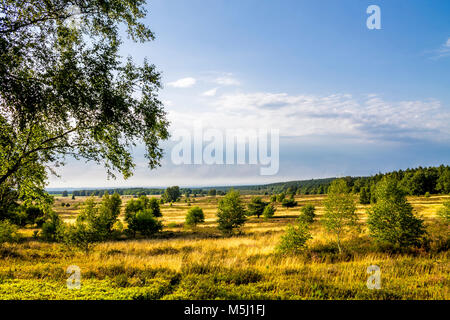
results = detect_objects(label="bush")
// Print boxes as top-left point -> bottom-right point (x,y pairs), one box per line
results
185,206 -> 205,227
263,203 -> 276,220
77,192 -> 122,240
62,222 -> 99,253
276,193 -> 286,202
126,196 -> 162,218
281,197 -> 297,208
40,211 -> 64,242
217,189 -> 246,235
359,187 -> 371,204
437,200 -> 450,223
247,196 -> 268,218
126,209 -> 162,237
276,222 -> 311,254
0,220 -> 20,245
298,204 -> 316,223
367,178 -> 426,248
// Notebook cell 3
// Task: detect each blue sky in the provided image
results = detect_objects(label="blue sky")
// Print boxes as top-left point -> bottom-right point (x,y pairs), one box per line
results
48,0 -> 450,188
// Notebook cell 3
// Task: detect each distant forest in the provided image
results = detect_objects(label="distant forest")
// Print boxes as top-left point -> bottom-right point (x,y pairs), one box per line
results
51,165 -> 450,198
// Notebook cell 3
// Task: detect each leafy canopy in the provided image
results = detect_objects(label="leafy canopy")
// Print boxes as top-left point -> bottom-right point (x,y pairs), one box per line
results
0,0 -> 169,208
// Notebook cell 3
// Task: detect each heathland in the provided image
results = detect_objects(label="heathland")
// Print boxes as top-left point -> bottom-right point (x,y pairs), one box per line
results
0,193 -> 448,300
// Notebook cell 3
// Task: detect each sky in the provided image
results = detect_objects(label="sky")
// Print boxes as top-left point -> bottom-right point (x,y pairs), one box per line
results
48,0 -> 450,189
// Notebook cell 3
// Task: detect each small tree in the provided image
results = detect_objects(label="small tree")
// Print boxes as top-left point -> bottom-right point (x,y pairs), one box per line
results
126,209 -> 162,237
217,189 -> 246,235
247,196 -> 268,218
185,206 -> 205,227
298,204 -> 316,224
163,186 -> 181,202
0,220 -> 20,246
270,194 -> 277,203
62,191 -> 68,197
359,187 -> 371,205
263,203 -> 276,220
62,223 -> 99,254
367,178 -> 426,248
276,222 -> 311,254
208,189 -> 217,196
276,193 -> 286,202
40,211 -> 65,242
322,179 -> 359,253
281,195 -> 297,208
437,199 -> 450,223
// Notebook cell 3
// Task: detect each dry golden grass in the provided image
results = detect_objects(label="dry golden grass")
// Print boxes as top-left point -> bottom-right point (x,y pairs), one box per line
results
0,194 -> 448,300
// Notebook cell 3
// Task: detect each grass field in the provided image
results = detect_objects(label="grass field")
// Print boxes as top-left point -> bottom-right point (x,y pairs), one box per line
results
0,194 -> 448,300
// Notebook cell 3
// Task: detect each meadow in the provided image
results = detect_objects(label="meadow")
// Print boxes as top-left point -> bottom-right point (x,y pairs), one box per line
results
0,194 -> 448,300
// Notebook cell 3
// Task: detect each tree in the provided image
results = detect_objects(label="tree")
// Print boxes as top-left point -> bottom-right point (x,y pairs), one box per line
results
185,206 -> 205,227
359,187 -> 371,205
40,211 -> 64,242
247,196 -> 268,218
62,191 -> 68,197
276,193 -> 286,202
281,195 -> 297,208
62,222 -> 99,254
276,222 -> 311,254
367,178 -> 426,248
126,195 -> 161,217
125,209 -> 162,237
263,203 -> 276,220
298,204 -> 316,224
217,189 -> 246,235
208,189 -> 217,196
163,186 -> 181,203
77,192 -> 122,240
0,0 -> 169,210
322,179 -> 359,253
270,194 -> 277,203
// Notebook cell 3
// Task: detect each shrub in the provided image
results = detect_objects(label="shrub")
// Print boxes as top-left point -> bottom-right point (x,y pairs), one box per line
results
298,204 -> 316,223
185,206 -> 205,227
263,203 -> 276,220
367,178 -> 426,248
281,197 -> 297,208
425,192 -> 430,198
276,193 -> 286,202
217,189 -> 246,235
437,200 -> 450,223
270,195 -> 277,203
126,196 -> 161,217
40,211 -> 64,242
359,187 -> 371,204
0,220 -> 20,245
62,222 -> 99,253
322,179 -> 359,253
247,196 -> 268,218
126,209 -> 162,237
276,222 -> 311,254
77,192 -> 122,240
23,206 -> 45,226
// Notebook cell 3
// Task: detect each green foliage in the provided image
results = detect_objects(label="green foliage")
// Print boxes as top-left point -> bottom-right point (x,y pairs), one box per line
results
276,222 -> 312,254
322,179 -> 359,253
263,203 -> 276,220
208,189 -> 217,196
40,212 -> 64,242
367,178 -> 426,248
62,223 -> 99,254
270,194 -> 277,202
298,204 -> 316,224
0,0 -> 168,209
276,193 -> 286,202
359,187 -> 371,204
163,186 -> 181,203
281,196 -> 297,208
216,189 -> 246,235
185,206 -> 205,227
126,209 -> 162,237
77,193 -> 122,240
0,220 -> 20,245
125,196 -> 162,218
437,200 -> 450,223
247,196 -> 268,218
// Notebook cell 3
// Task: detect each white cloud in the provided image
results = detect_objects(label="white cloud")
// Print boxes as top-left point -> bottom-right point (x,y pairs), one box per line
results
202,88 -> 218,97
432,37 -> 450,59
168,91 -> 450,143
167,77 -> 196,88
214,75 -> 240,86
